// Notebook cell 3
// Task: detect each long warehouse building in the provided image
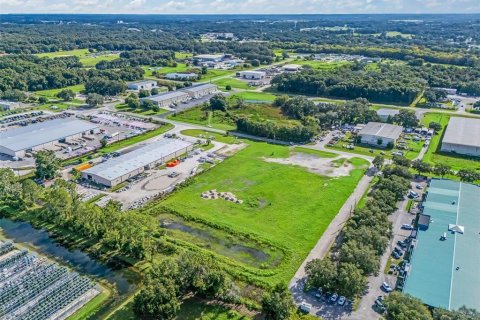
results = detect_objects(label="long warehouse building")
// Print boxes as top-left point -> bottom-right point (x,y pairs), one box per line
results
441,117 -> 480,157
82,139 -> 194,187
0,118 -> 99,158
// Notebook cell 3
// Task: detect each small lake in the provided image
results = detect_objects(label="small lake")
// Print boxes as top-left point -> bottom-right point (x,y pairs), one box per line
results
0,218 -> 134,295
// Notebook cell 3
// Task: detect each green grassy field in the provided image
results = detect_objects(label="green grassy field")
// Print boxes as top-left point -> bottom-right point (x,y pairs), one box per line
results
292,59 -> 351,70
175,52 -> 193,59
35,84 -> 85,98
213,78 -> 252,90
168,106 -> 236,130
181,129 -> 241,144
229,91 -> 278,102
169,102 -> 295,131
143,63 -> 192,76
107,298 -> 248,320
36,49 -> 119,67
36,49 -> 90,58
69,290 -> 110,320
115,103 -> 169,116
421,113 -> 480,171
158,141 -> 369,284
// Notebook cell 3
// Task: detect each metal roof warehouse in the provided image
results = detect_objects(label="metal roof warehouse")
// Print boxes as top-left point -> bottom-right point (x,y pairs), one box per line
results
0,118 -> 98,157
441,117 -> 480,157
82,139 -> 193,187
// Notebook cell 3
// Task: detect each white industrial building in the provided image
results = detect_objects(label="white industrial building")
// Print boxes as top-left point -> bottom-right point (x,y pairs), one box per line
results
193,54 -> 225,62
141,91 -> 190,108
82,139 -> 194,187
238,71 -> 266,80
358,122 -> 403,147
0,100 -> 21,111
127,80 -> 157,91
0,118 -> 99,158
282,64 -> 302,72
182,84 -> 217,99
377,108 -> 399,122
165,73 -> 198,80
441,117 -> 480,156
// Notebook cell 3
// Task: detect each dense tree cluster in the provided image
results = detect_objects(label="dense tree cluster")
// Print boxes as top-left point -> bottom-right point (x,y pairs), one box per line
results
305,170 -> 411,298
0,168 -> 162,260
271,65 -> 423,104
133,252 -> 238,320
0,54 -> 143,93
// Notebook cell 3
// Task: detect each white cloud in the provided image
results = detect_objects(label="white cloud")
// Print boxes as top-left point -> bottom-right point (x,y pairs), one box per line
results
0,0 -> 479,14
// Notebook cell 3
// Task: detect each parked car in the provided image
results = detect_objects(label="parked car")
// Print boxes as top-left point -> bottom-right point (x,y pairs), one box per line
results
397,240 -> 407,248
401,224 -> 414,230
381,282 -> 393,292
299,302 -> 312,313
330,293 -> 339,303
392,251 -> 401,259
337,296 -> 346,306
415,184 -> 424,189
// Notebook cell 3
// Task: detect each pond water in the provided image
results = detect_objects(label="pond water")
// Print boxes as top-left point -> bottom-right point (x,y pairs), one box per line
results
162,219 -> 271,262
0,218 -> 134,295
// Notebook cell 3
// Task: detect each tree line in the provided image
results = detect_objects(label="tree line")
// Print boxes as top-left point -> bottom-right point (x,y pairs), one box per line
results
271,65 -> 423,104
305,162 -> 410,299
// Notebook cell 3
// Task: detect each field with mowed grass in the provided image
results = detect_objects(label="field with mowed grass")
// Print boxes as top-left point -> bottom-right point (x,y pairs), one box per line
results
36,49 -> 119,67
213,77 -> 252,90
154,140 -> 369,284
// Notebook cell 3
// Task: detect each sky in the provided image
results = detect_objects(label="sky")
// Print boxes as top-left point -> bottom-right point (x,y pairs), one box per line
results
0,0 -> 479,14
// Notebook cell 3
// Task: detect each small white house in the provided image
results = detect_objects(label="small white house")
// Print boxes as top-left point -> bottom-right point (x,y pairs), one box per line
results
127,80 -> 157,91
238,71 -> 266,80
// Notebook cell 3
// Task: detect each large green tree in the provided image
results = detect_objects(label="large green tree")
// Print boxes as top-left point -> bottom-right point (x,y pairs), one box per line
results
133,278 -> 180,320
261,283 -> 295,320
34,150 -> 61,180
384,292 -> 432,320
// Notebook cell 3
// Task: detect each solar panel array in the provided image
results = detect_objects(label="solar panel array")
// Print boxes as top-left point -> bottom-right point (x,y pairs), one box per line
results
0,240 -> 100,320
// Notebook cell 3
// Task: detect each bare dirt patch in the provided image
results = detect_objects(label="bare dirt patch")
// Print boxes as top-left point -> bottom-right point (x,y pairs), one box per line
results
263,152 -> 354,177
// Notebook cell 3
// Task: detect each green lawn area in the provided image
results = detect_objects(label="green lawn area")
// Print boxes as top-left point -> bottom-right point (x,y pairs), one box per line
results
69,289 -> 110,320
143,63 -> 191,76
36,49 -> 119,67
421,113 -> 480,171
35,84 -> 85,98
158,141 -> 369,284
292,59 -> 351,70
115,103 -> 169,116
107,298 -> 247,320
213,77 -> 252,90
181,129 -> 241,144
292,146 -> 337,158
201,69 -> 233,81
175,52 -> 194,59
168,107 -> 236,131
229,91 -> 278,102
169,101 -> 300,131
36,48 -> 90,58
386,31 -> 413,39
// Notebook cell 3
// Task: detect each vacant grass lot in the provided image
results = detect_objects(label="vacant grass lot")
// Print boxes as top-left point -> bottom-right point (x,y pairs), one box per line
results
35,84 -> 85,98
421,113 -> 480,171
292,59 -> 351,70
181,129 -> 241,144
169,103 -> 296,132
229,91 -> 278,102
36,49 -> 119,67
213,78 -> 252,90
158,141 -> 369,284
115,103 -> 169,116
